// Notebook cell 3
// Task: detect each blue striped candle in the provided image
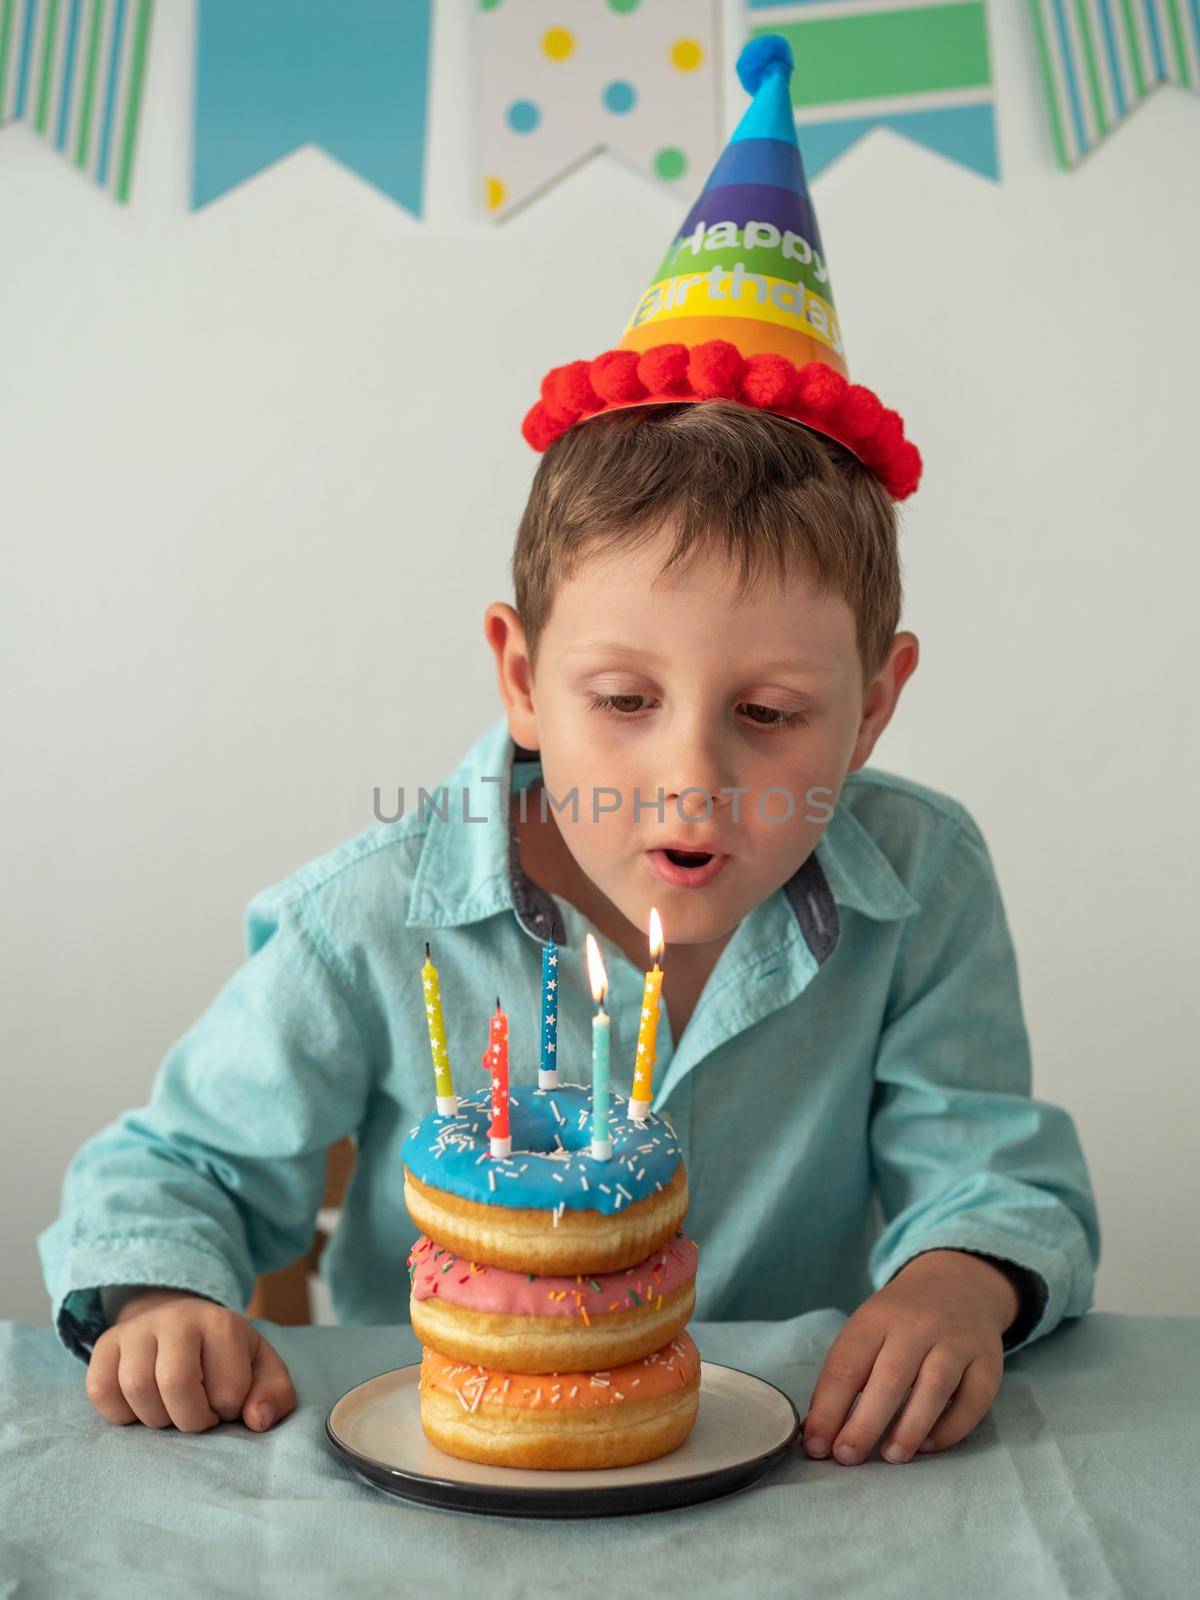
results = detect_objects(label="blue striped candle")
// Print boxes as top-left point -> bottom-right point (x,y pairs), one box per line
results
538,937 -> 559,1088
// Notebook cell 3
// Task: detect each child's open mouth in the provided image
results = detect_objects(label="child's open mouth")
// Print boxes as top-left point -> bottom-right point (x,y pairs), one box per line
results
666,848 -> 711,867
645,847 -> 728,889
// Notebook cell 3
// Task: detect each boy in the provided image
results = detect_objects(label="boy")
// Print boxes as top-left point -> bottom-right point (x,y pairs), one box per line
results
39,35 -> 1098,1469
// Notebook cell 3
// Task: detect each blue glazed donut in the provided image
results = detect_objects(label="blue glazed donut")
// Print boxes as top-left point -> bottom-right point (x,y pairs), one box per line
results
401,1082 -> 681,1217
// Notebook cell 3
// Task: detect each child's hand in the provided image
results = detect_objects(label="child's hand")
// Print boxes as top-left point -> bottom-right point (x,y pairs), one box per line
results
802,1249 -> 1019,1466
85,1288 -> 297,1434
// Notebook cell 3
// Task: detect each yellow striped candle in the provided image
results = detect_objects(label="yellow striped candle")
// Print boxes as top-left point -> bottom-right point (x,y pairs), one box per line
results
422,941 -> 458,1116
586,933 -> 613,1161
629,908 -> 664,1122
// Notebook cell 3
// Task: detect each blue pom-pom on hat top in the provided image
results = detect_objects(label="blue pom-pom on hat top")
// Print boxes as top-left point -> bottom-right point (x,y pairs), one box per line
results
736,32 -> 794,97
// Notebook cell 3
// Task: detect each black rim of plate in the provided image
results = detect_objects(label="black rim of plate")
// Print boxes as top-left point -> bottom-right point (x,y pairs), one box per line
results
324,1360 -> 801,1519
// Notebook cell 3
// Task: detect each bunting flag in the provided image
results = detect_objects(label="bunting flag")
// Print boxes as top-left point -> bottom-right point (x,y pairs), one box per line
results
745,0 -> 999,181
478,0 -> 721,222
192,0 -> 432,213
1028,0 -> 1199,167
0,0 -> 154,203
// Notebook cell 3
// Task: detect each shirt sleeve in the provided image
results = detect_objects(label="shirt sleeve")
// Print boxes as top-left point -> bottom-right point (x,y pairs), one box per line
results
866,809 -> 1101,1357
37,884 -> 376,1363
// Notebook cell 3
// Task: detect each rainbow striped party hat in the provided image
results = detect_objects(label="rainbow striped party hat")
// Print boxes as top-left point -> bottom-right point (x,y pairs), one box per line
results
522,33 -> 922,500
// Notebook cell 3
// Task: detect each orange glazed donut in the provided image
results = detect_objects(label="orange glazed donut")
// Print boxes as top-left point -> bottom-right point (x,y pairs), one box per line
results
408,1228 -> 699,1373
401,1083 -> 688,1276
418,1331 -> 702,1470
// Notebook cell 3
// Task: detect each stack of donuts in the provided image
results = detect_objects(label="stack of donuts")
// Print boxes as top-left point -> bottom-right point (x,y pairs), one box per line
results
401,1080 -> 701,1470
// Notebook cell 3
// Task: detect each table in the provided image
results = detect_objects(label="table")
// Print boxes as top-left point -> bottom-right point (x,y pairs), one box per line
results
1,1312 -> 1196,1598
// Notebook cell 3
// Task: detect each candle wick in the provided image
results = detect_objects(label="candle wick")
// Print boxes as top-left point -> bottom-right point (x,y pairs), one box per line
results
425,941 -> 431,959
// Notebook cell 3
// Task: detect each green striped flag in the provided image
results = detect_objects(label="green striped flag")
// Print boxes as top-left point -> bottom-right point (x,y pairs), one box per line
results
0,0 -> 154,203
747,1 -> 998,180
1028,0 -> 1200,167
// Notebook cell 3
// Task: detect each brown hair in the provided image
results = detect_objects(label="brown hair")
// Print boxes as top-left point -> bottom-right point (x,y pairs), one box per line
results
511,400 -> 903,687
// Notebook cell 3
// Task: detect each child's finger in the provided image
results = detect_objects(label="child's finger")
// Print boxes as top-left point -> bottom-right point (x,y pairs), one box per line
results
155,1328 -> 221,1433
828,1338 -> 933,1464
878,1346 -> 968,1462
201,1318 -> 254,1423
802,1324 -> 885,1457
117,1330 -> 173,1429
241,1331 -> 297,1432
917,1356 -> 999,1454
85,1333 -> 138,1425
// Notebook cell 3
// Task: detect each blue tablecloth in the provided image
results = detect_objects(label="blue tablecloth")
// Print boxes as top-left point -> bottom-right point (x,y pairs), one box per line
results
1,1312 -> 1196,1598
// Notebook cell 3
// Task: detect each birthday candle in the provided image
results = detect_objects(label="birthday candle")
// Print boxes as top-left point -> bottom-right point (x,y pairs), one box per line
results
484,996 -> 511,1158
539,937 -> 559,1089
421,942 -> 458,1116
585,933 -> 612,1160
629,908 -> 664,1122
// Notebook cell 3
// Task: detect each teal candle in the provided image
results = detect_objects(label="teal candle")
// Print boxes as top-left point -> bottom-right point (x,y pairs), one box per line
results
585,933 -> 612,1159
591,1005 -> 611,1154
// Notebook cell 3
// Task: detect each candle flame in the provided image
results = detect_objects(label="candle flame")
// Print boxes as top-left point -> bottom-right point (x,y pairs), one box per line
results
585,932 -> 608,1005
648,906 -> 664,962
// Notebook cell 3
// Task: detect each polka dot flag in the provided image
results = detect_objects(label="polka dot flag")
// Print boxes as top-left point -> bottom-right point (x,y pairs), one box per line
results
478,0 -> 720,222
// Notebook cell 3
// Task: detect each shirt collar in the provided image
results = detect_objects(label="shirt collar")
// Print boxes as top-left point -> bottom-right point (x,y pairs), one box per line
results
405,714 -> 918,962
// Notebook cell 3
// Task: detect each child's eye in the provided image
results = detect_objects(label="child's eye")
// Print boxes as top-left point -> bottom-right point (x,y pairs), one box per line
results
740,702 -> 809,730
587,693 -> 807,730
588,693 -> 651,717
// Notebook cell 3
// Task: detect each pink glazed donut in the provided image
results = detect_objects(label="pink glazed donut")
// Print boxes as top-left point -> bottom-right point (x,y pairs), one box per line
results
407,1227 -> 699,1374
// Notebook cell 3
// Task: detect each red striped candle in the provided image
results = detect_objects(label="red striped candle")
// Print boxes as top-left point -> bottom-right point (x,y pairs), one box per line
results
485,996 -> 511,1158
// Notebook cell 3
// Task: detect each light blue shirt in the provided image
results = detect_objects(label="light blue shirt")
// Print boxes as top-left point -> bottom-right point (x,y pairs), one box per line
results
39,714 -> 1100,1360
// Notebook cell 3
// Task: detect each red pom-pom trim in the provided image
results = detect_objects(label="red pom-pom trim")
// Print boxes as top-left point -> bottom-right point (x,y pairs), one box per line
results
556,359 -> 603,418
590,349 -> 647,403
858,406 -> 905,466
740,353 -> 800,410
521,400 -> 562,452
834,384 -> 884,443
688,339 -> 744,399
795,361 -> 847,415
538,371 -> 571,423
637,343 -> 691,395
882,439 -> 923,500
522,346 -> 923,500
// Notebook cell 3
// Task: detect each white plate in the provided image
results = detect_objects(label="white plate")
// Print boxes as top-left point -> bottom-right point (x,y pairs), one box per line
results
326,1359 -> 800,1518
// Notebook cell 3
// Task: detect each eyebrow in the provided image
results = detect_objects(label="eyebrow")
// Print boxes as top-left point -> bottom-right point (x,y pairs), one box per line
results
562,640 -> 834,678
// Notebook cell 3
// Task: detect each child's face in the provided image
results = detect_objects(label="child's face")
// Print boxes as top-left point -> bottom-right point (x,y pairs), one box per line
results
492,527 -> 915,949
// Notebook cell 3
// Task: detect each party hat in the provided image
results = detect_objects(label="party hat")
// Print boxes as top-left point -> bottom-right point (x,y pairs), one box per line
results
521,34 -> 922,500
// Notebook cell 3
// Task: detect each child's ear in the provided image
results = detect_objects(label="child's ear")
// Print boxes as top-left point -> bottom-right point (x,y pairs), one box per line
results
849,631 -> 919,770
483,602 -> 539,750
887,631 -> 920,700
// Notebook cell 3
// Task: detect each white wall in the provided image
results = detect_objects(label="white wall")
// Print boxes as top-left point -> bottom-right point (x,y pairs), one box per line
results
2,2 -> 1197,1327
